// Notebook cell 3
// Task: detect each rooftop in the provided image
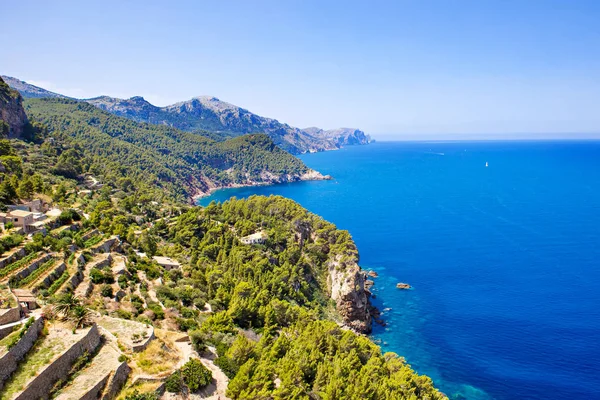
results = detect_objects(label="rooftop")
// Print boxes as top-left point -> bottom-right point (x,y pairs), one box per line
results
241,231 -> 268,240
8,210 -> 34,217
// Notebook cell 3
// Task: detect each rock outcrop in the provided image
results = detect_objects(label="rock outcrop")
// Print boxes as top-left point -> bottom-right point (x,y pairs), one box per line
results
303,127 -> 372,147
327,255 -> 374,333
0,77 -> 29,138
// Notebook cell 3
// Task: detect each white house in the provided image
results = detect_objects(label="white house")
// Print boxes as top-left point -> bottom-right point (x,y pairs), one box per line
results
152,256 -> 181,270
240,231 -> 268,245
2,210 -> 36,233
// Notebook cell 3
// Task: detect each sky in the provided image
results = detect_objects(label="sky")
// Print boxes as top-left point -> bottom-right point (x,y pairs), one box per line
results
1,0 -> 600,138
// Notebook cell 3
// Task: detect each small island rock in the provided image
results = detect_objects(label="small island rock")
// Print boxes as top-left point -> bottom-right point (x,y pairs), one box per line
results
396,282 -> 411,290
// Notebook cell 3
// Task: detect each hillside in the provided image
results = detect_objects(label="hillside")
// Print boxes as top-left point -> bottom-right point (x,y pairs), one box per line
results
0,77 -> 29,138
24,98 -> 326,203
0,75 -> 444,400
1,76 -> 68,99
3,76 -> 371,154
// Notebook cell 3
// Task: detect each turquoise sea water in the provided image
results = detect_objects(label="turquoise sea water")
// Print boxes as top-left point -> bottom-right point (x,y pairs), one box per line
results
198,141 -> 600,400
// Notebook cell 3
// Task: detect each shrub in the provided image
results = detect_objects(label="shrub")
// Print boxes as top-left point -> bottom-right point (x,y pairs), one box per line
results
181,358 -> 212,392
146,303 -> 164,320
100,284 -> 113,298
57,209 -> 81,225
89,268 -> 114,284
115,309 -> 133,320
124,391 -> 158,400
165,370 -> 182,393
189,330 -> 207,353
214,355 -> 238,379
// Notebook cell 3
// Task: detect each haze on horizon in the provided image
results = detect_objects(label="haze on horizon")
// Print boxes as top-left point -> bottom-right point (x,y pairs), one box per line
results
1,0 -> 599,139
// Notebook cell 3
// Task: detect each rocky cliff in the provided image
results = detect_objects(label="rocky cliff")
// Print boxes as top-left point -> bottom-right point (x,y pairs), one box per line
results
0,77 -> 29,138
303,127 -> 372,147
327,254 -> 374,333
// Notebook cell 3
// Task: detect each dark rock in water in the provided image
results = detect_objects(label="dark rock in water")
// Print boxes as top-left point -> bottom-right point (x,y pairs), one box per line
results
367,270 -> 379,278
396,282 -> 411,289
365,279 -> 375,289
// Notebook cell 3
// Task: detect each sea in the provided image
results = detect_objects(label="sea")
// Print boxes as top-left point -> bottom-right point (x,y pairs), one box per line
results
198,141 -> 600,400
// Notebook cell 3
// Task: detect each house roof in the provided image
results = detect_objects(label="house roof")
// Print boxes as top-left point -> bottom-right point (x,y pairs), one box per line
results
241,231 -> 268,241
12,289 -> 36,302
8,210 -> 34,217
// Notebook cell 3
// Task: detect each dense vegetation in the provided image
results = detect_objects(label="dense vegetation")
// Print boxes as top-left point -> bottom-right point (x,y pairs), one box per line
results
226,319 -> 444,399
105,195 -> 442,399
155,195 -> 356,330
25,98 -> 310,202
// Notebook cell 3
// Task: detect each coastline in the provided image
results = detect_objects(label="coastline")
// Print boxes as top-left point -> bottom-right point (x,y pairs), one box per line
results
191,169 -> 332,204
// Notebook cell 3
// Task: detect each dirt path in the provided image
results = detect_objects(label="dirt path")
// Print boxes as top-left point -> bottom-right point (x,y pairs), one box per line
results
169,342 -> 230,400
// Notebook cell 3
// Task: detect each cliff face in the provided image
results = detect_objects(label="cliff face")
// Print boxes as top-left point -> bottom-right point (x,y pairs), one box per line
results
0,77 -> 29,138
327,255 -> 373,333
303,127 -> 372,147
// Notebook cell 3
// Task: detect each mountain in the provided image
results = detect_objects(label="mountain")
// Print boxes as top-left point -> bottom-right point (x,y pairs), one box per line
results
1,75 -> 69,99
86,95 -> 371,154
3,76 -> 371,154
302,127 -> 373,147
24,98 -> 327,202
0,77 -> 30,138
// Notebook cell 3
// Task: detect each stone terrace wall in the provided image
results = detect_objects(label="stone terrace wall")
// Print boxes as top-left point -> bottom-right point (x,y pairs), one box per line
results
132,329 -> 155,352
0,322 -> 18,340
65,270 -> 83,293
14,324 -> 101,400
12,253 -> 53,283
78,374 -> 110,400
0,303 -> 21,325
91,238 -> 118,254
0,316 -> 44,390
101,361 -> 130,400
80,229 -> 99,242
34,262 -> 66,292
0,247 -> 25,270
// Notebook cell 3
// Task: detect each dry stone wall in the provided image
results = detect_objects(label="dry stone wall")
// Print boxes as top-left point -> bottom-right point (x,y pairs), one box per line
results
11,253 -> 53,283
14,324 -> 101,400
0,316 -> 44,390
102,361 -> 131,400
0,247 -> 25,270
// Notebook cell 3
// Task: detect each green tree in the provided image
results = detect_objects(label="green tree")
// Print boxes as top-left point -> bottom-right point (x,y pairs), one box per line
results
181,358 -> 212,392
53,292 -> 82,318
68,305 -> 92,332
16,176 -> 34,199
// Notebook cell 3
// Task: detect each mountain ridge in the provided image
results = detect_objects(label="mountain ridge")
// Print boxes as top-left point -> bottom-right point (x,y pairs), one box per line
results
2,75 -> 371,154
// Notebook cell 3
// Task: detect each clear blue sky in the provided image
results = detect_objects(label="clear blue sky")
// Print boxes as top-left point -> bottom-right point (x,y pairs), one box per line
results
2,0 -> 599,138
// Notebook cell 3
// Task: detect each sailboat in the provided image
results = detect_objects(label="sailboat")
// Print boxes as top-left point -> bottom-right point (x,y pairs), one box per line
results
485,162 -> 489,167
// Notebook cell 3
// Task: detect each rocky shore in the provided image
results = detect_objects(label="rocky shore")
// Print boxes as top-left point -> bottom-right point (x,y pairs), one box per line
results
191,169 -> 332,203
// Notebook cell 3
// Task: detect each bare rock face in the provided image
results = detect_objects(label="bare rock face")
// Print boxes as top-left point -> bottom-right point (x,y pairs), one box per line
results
328,255 -> 373,333
0,77 -> 29,138
303,127 -> 372,147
